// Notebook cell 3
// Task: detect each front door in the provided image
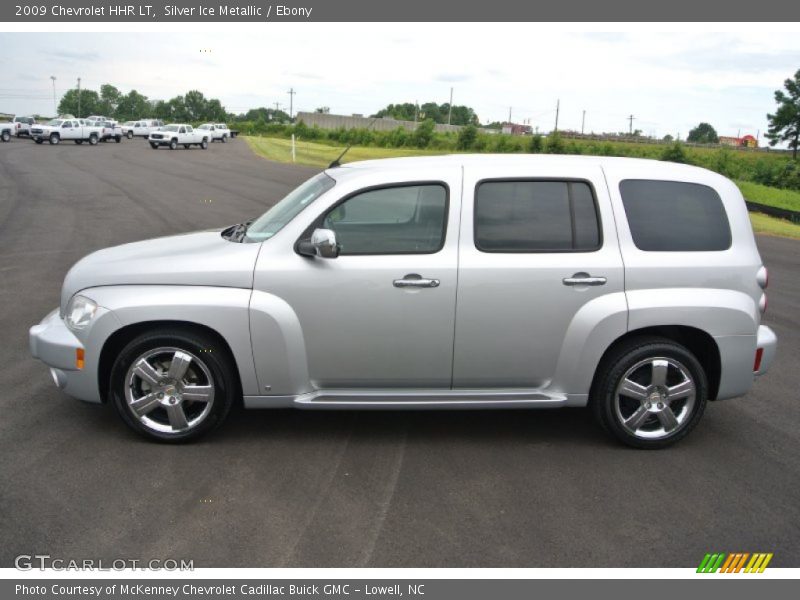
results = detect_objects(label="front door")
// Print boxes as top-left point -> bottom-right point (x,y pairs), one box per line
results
259,172 -> 462,390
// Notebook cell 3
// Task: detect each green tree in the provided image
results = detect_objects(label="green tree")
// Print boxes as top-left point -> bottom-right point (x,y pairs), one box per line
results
57,88 -> 101,118
661,141 -> 689,163
766,68 -> 800,159
456,124 -> 478,150
314,106 -> 330,114
372,101 -> 479,126
98,84 -> 122,116
687,122 -> 719,144
115,90 -> 151,120
528,134 -> 543,153
546,131 -> 565,154
412,119 -> 435,148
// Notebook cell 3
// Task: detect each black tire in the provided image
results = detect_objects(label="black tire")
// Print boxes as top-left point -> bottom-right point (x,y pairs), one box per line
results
115,136 -> 121,143
109,328 -> 237,443
49,133 -> 59,145
150,142 -> 159,149
201,139 -> 208,150
1,131 -> 10,143
35,138 -> 44,144
88,134 -> 98,146
74,139 -> 83,145
127,131 -> 134,139
590,337 -> 708,449
221,135 -> 227,143
184,144 -> 190,149
169,139 -> 178,150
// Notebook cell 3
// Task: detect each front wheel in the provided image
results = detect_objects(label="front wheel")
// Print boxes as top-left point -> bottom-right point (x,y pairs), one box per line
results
201,139 -> 208,150
184,144 -> 190,149
74,139 -> 83,145
110,329 -> 237,442
115,136 -> 121,143
150,142 -> 159,149
221,135 -> 227,143
49,133 -> 59,145
169,139 -> 178,150
34,138 -> 44,144
590,338 -> 707,449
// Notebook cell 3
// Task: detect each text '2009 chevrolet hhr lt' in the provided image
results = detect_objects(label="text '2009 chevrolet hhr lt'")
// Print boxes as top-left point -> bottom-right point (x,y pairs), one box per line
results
30,155 -> 777,447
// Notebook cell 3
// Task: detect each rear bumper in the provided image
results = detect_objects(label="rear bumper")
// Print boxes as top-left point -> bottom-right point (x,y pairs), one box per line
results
755,325 -> 777,376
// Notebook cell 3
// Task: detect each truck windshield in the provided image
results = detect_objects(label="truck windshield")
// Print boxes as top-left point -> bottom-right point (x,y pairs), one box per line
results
162,125 -> 179,132
47,120 -> 63,126
244,172 -> 336,243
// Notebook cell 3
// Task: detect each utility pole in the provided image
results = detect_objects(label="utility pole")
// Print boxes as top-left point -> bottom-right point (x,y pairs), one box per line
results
628,114 -> 635,135
581,110 -> 586,135
508,106 -> 512,124
50,76 -> 57,116
77,77 -> 81,118
554,99 -> 560,132
287,87 -> 295,120
447,87 -> 453,125
414,100 -> 418,123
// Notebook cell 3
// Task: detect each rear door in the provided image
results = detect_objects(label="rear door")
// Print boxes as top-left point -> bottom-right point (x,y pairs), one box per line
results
452,163 -> 625,390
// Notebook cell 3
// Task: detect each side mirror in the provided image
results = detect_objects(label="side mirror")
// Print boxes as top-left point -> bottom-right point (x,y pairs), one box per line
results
298,228 -> 340,259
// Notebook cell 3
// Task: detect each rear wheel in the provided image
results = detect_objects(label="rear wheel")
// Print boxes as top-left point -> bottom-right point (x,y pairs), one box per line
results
110,329 -> 237,442
184,144 -> 190,149
115,136 -> 121,143
590,338 -> 707,449
35,138 -> 44,144
221,135 -> 227,143
74,139 -> 83,145
88,134 -> 98,145
49,133 -> 59,145
169,139 -> 178,150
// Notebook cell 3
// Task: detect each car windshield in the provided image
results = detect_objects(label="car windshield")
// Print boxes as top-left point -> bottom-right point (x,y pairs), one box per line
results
47,120 -> 63,126
162,125 -> 179,132
199,124 -> 210,129
244,172 -> 336,243
123,121 -> 135,125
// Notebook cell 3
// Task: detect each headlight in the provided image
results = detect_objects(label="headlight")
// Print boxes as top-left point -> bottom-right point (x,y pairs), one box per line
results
65,295 -> 98,330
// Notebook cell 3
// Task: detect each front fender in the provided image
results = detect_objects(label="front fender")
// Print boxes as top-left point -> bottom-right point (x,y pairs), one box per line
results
85,285 -> 259,396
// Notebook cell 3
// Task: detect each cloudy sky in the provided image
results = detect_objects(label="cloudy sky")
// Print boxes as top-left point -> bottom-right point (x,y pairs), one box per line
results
2,26 -> 799,140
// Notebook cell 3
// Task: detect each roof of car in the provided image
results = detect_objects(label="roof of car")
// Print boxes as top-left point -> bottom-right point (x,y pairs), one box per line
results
331,153 -> 718,179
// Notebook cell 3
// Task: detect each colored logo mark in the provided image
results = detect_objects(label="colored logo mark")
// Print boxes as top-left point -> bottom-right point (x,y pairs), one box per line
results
697,552 -> 773,573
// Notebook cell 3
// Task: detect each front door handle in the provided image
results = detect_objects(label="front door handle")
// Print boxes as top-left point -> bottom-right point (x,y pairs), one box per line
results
563,273 -> 607,286
393,274 -> 440,288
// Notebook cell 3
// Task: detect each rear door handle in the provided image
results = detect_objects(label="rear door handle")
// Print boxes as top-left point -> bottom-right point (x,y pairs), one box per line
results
393,274 -> 440,288
563,274 -> 607,286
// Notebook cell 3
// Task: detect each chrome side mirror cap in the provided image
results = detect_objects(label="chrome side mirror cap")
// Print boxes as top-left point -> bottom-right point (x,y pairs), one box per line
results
298,228 -> 339,259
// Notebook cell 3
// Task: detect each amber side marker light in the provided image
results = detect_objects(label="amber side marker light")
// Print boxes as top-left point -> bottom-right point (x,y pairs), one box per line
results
76,348 -> 85,370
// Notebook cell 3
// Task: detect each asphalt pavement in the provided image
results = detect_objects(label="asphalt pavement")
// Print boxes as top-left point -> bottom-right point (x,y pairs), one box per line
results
0,135 -> 798,567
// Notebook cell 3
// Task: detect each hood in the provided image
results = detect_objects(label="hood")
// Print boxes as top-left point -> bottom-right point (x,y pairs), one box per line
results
60,230 -> 261,312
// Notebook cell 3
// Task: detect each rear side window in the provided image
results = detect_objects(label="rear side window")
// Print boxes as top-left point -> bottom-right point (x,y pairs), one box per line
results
475,180 -> 601,252
619,180 -> 731,251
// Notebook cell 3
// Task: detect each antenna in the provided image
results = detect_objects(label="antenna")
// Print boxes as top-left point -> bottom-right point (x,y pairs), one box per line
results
328,117 -> 380,168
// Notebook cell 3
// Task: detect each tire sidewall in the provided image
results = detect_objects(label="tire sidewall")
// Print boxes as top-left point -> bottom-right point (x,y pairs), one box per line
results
593,340 -> 708,449
110,330 -> 236,443
169,139 -> 178,150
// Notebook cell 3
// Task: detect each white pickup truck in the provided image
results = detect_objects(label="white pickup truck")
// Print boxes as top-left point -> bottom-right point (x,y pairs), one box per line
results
30,118 -> 104,145
148,124 -> 210,150
198,123 -> 231,142
1,120 -> 13,142
87,119 -> 123,143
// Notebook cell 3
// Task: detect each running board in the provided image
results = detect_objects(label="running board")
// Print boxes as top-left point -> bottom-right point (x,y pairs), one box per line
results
243,389 -> 583,410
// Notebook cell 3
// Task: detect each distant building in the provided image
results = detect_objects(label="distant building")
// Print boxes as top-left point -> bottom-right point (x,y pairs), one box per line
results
501,122 -> 533,136
719,134 -> 758,148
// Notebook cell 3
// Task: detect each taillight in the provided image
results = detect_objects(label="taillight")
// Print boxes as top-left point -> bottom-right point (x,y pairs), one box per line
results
754,348 -> 764,372
757,266 -> 768,289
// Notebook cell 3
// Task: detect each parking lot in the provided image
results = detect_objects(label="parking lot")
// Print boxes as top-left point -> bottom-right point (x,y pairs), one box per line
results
0,135 -> 798,568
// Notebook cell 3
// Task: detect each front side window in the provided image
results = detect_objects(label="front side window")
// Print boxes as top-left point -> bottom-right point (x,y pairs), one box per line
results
321,184 -> 448,255
619,180 -> 731,251
245,172 -> 337,243
475,180 -> 601,252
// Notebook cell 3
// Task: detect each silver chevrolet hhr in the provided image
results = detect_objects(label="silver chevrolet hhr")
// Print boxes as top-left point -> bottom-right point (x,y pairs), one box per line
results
30,155 -> 777,447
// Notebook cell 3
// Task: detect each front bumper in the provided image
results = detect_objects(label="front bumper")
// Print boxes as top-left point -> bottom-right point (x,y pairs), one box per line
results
29,309 -> 102,403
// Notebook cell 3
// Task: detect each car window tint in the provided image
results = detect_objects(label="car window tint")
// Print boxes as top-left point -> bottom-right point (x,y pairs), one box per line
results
475,180 -> 600,252
619,180 -> 731,251
323,184 -> 448,255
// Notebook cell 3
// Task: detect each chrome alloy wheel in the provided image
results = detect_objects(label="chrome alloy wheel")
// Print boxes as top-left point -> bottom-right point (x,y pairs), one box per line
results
613,357 -> 696,440
124,347 -> 215,435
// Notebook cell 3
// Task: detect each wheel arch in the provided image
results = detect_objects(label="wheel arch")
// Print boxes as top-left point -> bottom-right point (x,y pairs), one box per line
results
591,325 -> 722,402
98,320 -> 242,404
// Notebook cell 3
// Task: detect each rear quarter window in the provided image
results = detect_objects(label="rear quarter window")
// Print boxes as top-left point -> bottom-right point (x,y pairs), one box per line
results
619,180 -> 732,251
